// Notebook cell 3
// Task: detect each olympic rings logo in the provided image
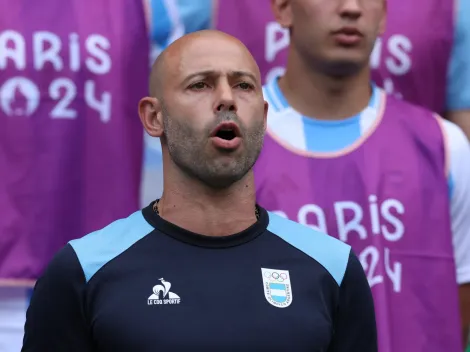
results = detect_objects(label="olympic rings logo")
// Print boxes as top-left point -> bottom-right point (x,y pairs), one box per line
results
264,271 -> 288,282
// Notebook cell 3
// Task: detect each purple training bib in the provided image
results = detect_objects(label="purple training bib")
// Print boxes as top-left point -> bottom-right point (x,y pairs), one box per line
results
254,93 -> 462,351
0,0 -> 149,285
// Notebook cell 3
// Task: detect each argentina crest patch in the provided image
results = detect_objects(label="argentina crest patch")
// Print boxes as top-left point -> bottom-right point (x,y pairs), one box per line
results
261,268 -> 292,308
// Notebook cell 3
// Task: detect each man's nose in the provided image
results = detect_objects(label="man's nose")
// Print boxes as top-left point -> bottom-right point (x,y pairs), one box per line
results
338,0 -> 362,20
214,81 -> 237,113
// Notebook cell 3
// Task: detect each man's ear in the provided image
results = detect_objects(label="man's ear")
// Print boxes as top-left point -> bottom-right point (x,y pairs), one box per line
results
138,97 -> 164,137
378,0 -> 387,36
271,0 -> 293,29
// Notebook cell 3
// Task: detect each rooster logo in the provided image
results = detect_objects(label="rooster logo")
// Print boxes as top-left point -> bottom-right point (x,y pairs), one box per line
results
0,77 -> 40,116
148,278 -> 180,300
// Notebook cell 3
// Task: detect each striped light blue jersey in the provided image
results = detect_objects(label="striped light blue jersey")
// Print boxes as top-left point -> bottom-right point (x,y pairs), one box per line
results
262,79 -> 470,286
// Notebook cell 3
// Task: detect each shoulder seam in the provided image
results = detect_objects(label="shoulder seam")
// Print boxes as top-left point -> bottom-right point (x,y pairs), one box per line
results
86,232 -> 154,285
69,211 -> 155,283
67,243 -> 88,285
266,212 -> 351,286
270,231 -> 350,287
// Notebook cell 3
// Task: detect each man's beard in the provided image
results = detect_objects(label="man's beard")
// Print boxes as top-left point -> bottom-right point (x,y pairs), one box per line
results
162,106 -> 265,189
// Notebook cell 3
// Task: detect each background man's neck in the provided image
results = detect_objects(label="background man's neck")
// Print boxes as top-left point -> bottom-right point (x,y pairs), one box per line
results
279,47 -> 372,120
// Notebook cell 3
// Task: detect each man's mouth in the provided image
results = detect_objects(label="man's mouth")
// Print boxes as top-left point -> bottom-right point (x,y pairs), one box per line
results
210,122 -> 242,150
211,122 -> 241,140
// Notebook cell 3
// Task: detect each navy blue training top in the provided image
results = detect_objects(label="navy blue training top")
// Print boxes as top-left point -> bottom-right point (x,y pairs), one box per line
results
22,203 -> 377,351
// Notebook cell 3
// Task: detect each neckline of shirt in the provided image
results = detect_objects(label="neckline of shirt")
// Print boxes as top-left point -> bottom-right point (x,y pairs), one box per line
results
141,201 -> 269,248
263,76 -> 380,120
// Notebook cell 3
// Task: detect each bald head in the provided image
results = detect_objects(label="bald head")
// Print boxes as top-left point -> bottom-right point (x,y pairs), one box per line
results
138,30 -> 268,192
149,30 -> 261,98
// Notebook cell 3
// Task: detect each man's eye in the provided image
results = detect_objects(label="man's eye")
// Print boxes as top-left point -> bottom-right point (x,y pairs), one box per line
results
238,82 -> 254,90
190,82 -> 208,90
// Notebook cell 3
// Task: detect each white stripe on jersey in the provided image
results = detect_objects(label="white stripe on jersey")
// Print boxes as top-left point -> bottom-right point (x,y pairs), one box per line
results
162,0 -> 185,44
263,85 -> 308,151
360,88 -> 380,134
266,108 -> 308,151
442,119 -> 470,284
263,84 -> 284,112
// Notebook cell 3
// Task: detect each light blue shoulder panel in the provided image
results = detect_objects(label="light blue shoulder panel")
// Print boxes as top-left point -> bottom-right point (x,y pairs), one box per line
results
267,212 -> 351,286
69,211 -> 154,283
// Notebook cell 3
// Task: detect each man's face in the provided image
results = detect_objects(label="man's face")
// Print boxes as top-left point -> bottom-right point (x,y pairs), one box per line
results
160,35 -> 267,188
277,0 -> 386,74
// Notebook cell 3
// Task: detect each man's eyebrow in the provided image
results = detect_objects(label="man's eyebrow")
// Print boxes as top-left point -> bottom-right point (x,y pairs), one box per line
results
229,70 -> 258,83
182,70 -> 259,84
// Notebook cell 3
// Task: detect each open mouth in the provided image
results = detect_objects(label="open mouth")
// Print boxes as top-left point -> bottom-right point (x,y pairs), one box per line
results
215,129 -> 237,140
211,122 -> 241,140
210,122 -> 242,150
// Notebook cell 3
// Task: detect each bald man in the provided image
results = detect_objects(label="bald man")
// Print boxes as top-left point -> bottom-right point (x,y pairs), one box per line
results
21,30 -> 377,351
